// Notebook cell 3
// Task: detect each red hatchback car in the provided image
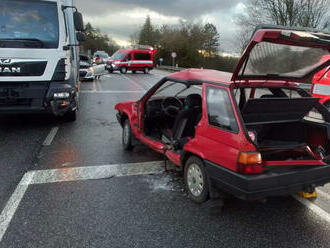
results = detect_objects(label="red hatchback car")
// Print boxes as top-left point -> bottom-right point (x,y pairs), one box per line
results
115,26 -> 330,203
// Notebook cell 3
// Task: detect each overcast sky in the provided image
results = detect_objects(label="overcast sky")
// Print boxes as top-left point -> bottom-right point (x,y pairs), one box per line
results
75,0 -> 245,53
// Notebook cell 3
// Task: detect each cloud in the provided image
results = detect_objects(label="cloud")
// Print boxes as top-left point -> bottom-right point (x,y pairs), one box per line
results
75,0 -> 244,52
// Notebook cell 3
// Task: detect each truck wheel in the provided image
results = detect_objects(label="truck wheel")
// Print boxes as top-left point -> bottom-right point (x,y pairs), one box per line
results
144,67 -> 150,74
120,67 -> 127,74
63,110 -> 77,122
122,119 -> 134,150
184,156 -> 209,203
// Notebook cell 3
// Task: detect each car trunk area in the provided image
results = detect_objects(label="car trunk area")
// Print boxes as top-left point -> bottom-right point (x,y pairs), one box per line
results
240,96 -> 330,164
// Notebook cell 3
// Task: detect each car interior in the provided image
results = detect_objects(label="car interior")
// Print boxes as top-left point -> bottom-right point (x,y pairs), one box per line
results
235,87 -> 330,161
143,81 -> 202,149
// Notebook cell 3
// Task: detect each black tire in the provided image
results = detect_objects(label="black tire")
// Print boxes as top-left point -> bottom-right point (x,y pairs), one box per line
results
144,67 -> 150,74
63,109 -> 77,122
122,119 -> 134,150
120,67 -> 127,74
184,156 -> 209,203
108,69 -> 113,73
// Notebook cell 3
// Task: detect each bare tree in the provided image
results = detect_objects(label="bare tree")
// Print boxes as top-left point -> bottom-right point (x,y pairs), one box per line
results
236,0 -> 330,51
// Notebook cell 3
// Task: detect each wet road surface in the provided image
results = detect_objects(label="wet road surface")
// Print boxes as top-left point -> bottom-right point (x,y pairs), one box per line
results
1,70 -> 330,247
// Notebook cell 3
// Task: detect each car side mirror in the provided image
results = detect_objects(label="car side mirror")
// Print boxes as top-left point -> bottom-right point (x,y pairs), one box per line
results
76,32 -> 86,42
74,11 -> 84,31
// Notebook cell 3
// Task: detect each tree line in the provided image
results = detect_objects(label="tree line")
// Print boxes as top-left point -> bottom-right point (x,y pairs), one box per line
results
81,23 -> 119,56
133,16 -> 238,72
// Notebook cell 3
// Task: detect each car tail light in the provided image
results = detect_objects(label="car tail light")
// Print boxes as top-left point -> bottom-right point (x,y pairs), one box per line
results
237,152 -> 262,174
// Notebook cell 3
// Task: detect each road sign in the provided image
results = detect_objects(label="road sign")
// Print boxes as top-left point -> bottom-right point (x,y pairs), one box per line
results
171,52 -> 177,58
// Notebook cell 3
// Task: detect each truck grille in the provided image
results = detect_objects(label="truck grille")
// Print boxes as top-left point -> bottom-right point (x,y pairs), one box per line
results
0,82 -> 48,109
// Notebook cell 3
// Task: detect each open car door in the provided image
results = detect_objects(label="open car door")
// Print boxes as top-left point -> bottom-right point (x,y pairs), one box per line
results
232,25 -> 330,83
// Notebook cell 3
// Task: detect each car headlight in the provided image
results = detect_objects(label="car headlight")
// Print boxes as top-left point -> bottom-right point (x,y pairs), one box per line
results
54,92 -> 70,99
89,67 -> 95,73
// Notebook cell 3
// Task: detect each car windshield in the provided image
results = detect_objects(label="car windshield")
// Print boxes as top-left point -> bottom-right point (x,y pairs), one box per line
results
111,52 -> 127,60
239,42 -> 329,79
0,0 -> 59,48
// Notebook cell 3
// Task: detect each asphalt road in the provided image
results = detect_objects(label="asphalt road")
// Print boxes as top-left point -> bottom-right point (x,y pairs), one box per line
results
1,69 -> 330,247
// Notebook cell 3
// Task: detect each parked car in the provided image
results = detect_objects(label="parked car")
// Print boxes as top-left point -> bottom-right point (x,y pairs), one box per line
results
93,51 -> 109,65
312,55 -> 330,108
79,54 -> 94,81
107,45 -> 156,74
115,25 -> 330,203
79,54 -> 106,81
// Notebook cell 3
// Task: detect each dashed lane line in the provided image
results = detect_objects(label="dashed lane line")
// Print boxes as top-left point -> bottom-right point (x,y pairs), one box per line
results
0,161 -> 164,242
42,127 -> 59,146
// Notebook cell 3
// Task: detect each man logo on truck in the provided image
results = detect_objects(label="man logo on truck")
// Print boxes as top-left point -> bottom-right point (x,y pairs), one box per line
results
0,59 -> 11,64
0,67 -> 21,73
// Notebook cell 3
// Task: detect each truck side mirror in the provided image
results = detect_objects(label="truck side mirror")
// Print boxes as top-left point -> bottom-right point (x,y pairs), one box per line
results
74,11 -> 84,32
76,32 -> 86,42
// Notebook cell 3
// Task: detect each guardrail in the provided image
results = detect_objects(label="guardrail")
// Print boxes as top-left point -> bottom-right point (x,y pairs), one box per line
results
157,65 -> 185,72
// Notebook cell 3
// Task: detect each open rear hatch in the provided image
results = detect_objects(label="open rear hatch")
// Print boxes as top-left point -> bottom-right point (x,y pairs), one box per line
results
233,25 -> 330,168
232,25 -> 330,83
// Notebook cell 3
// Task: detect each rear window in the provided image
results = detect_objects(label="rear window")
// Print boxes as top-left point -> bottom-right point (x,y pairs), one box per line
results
134,53 -> 151,60
206,87 -> 239,133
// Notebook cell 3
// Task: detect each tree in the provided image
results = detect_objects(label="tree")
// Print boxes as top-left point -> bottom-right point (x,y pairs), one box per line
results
202,23 -> 220,57
138,16 -> 155,45
81,23 -> 119,56
236,0 -> 330,51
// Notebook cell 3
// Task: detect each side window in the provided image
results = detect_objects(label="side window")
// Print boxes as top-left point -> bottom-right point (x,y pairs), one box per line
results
206,87 -> 239,132
135,53 -> 151,60
127,53 -> 132,61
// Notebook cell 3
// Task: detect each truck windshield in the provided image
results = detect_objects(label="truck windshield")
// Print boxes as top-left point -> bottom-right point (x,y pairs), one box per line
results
0,0 -> 59,49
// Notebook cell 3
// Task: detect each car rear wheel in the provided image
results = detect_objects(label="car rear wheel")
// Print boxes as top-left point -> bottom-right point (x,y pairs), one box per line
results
184,156 -> 209,203
144,67 -> 150,74
120,67 -> 127,74
122,119 -> 134,150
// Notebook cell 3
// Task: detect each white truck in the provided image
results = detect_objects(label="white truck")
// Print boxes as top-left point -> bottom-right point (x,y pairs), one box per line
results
0,0 -> 85,121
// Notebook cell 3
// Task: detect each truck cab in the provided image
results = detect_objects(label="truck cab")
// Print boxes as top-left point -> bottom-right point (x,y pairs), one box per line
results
0,0 -> 85,121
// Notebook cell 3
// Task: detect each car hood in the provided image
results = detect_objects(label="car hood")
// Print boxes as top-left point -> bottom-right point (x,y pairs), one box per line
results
232,25 -> 330,82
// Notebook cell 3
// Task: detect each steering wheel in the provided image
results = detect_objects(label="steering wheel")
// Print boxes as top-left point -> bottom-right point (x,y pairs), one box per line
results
161,97 -> 183,117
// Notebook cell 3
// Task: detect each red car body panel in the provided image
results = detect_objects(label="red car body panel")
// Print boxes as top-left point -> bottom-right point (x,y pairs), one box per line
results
312,55 -> 330,104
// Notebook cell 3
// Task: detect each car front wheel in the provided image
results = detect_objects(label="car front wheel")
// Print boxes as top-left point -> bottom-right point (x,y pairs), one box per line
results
120,67 -> 127,74
184,156 -> 209,203
122,119 -> 134,150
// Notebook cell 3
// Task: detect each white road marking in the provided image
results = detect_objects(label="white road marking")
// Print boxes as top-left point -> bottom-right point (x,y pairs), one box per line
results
42,127 -> 59,146
0,161 -> 164,242
121,74 -> 147,90
293,194 -> 330,223
32,161 -> 164,184
0,171 -> 35,242
317,189 -> 330,201
104,74 -> 112,78
92,79 -> 97,92
80,90 -> 143,94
